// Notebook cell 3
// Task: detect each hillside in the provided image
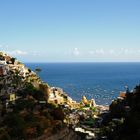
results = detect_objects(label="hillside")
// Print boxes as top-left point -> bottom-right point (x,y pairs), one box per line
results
97,85 -> 140,140
0,52 -> 109,140
1,51 -> 140,140
0,52 -> 82,140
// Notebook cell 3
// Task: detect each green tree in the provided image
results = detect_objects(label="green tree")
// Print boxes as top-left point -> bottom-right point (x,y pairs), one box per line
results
4,113 -> 26,139
11,57 -> 16,64
35,68 -> 42,75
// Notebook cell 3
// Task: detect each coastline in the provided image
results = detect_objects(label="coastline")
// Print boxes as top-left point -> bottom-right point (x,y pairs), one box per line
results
25,62 -> 140,105
1,51 -> 140,140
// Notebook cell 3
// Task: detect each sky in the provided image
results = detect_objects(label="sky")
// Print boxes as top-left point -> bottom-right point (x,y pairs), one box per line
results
0,0 -> 140,62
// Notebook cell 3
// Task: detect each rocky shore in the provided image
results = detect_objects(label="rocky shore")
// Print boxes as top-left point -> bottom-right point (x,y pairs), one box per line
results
44,85 -> 110,139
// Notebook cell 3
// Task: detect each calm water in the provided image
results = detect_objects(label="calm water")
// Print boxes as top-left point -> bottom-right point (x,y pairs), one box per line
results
25,63 -> 140,105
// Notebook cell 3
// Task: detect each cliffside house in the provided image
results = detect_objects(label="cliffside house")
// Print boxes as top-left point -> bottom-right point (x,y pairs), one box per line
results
48,87 -> 65,104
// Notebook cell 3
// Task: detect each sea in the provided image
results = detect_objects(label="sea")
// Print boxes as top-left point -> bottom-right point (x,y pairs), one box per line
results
25,63 -> 140,105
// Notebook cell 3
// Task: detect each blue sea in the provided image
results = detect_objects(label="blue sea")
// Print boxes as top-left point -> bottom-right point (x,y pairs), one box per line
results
25,63 -> 140,105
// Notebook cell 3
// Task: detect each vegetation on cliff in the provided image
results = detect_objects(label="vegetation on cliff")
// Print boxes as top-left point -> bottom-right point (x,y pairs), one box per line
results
0,52 -> 67,140
98,85 -> 140,140
1,51 -> 140,140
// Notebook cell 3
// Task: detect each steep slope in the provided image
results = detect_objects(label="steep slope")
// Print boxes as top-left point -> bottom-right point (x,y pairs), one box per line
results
0,52 -> 81,140
98,85 -> 140,140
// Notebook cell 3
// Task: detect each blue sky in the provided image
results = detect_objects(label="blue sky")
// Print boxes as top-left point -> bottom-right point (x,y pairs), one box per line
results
0,0 -> 140,62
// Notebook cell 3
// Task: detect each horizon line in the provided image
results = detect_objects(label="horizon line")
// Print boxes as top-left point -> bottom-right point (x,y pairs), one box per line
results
23,61 -> 140,63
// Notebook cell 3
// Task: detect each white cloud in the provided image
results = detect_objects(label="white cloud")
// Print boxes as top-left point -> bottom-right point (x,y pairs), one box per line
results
1,47 -> 42,58
89,49 -> 105,55
4,50 -> 28,56
117,48 -> 136,55
95,49 -> 105,54
89,51 -> 95,55
87,48 -> 140,59
73,48 -> 80,56
125,49 -> 135,54
109,49 -> 115,55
